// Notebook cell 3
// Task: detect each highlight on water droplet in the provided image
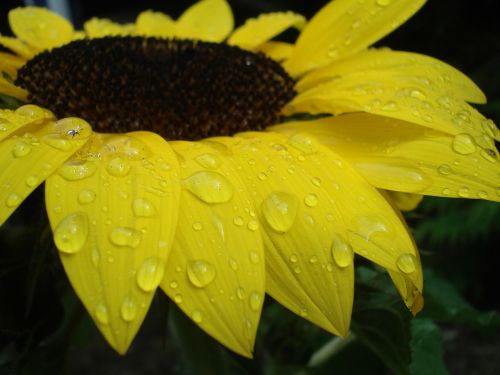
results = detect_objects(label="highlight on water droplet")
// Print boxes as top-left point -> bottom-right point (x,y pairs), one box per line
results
107,156 -> 131,177
42,134 -> 72,151
191,310 -> 203,324
78,189 -> 96,204
187,259 -> 216,288
109,226 -> 142,248
396,253 -> 417,274
53,212 -> 89,254
304,193 -> 319,207
5,192 -> 22,208
136,257 -> 165,292
452,133 -> 476,155
288,133 -> 319,154
195,153 -> 221,169
58,160 -> 97,181
25,175 -> 39,188
120,296 -> 138,322
249,291 -> 262,312
184,171 -> 233,204
331,233 -> 353,268
132,197 -> 156,217
12,140 -> 32,158
261,191 -> 299,233
95,303 -> 109,325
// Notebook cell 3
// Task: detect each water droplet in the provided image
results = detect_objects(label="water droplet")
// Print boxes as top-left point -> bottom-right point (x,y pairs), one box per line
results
91,247 -> 100,268
229,258 -> 238,271
109,226 -> 142,248
288,133 -> 318,154
249,291 -> 262,311
381,101 -> 398,111
192,221 -> 203,231
95,303 -> 109,325
174,294 -> 183,303
78,189 -> 96,204
169,280 -> 178,289
249,251 -> 260,264
107,157 -> 131,177
132,197 -> 156,217
452,134 -> 476,155
12,140 -> 32,157
42,134 -> 72,151
355,215 -> 390,241
376,0 -> 391,6
311,177 -> 322,187
478,191 -> 488,199
54,212 -> 89,254
195,153 -> 221,169
457,187 -> 470,198
257,172 -> 268,181
58,160 -> 97,181
120,296 -> 137,322
233,215 -> 244,226
15,104 -> 54,119
236,287 -> 245,300
261,191 -> 299,233
396,254 -> 416,274
5,192 -> 22,208
184,171 -> 233,204
437,164 -> 452,175
25,175 -> 39,188
136,257 -> 165,292
187,260 -> 216,288
191,310 -> 203,323
409,89 -> 426,100
247,220 -> 259,231
309,255 -> 318,264
331,234 -> 353,268
304,193 -> 318,207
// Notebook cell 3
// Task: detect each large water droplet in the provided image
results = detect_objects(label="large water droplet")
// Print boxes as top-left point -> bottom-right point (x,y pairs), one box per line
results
452,134 -> 476,155
42,134 -> 72,151
109,226 -> 142,248
107,157 -> 131,177
184,171 -> 233,204
331,233 -> 353,268
54,212 -> 89,254
187,260 -> 216,288
396,254 -> 416,274
12,140 -> 32,157
95,303 -> 109,325
132,198 -> 156,217
78,189 -> 96,204
261,191 -> 299,233
137,257 -> 165,292
53,117 -> 92,139
58,160 -> 97,181
120,296 -> 138,322
249,291 -> 262,312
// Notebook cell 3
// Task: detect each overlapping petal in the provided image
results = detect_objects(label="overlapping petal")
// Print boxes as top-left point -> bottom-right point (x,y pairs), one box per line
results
84,18 -> 135,38
284,0 -> 427,76
45,131 -> 181,353
136,10 -> 176,37
271,114 -> 500,202
160,141 -> 265,357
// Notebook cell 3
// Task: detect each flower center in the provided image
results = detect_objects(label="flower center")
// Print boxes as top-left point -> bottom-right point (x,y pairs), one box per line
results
15,37 -> 296,140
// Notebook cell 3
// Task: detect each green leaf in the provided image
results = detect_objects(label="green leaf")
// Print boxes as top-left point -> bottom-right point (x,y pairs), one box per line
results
410,318 -> 448,375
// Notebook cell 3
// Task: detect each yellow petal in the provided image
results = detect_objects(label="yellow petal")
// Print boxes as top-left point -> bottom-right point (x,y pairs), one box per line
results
0,35 -> 35,59
0,114 -> 91,226
8,7 -> 73,50
286,68 -> 498,149
257,41 -> 294,62
385,191 -> 423,212
136,10 -> 175,37
0,51 -> 25,75
228,12 -> 305,50
284,0 -> 427,77
271,114 -> 500,202
0,105 -> 55,143
206,133 -> 354,335
0,77 -> 28,101
45,131 -> 181,354
296,49 -> 486,104
160,141 -> 265,357
84,18 -> 135,38
175,0 -> 233,42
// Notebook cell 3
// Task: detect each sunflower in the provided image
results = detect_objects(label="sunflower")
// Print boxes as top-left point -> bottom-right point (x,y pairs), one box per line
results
0,0 -> 498,358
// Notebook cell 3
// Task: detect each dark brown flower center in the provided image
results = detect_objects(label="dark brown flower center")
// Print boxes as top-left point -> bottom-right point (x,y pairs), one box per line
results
15,37 -> 296,140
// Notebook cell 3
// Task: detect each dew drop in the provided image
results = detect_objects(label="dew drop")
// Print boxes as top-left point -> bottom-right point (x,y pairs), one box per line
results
304,193 -> 319,207
452,134 -> 476,155
192,221 -> 203,231
309,255 -> 318,264
107,157 -> 131,177
478,191 -> 488,199
437,164 -> 452,175
289,254 -> 298,263
136,257 -> 165,292
396,254 -> 416,274
229,258 -> 238,271
25,175 -> 39,188
120,296 -> 138,322
261,191 -> 299,233
249,291 -> 262,312
457,187 -> 470,198
288,133 -> 318,154
376,0 -> 391,6
311,177 -> 322,187
132,197 -> 156,217
15,104 -> 54,119
187,260 -> 216,288
109,226 -> 142,248
169,281 -> 178,289
42,134 -> 72,151
78,189 -> 96,204
5,192 -> 22,208
249,251 -> 260,264
195,153 -> 221,169
331,233 -> 353,268
236,287 -> 245,300
53,212 -> 89,254
174,294 -> 183,303
247,220 -> 259,231
191,310 -> 203,323
95,303 -> 109,325
184,171 -> 233,204
233,215 -> 244,226
58,160 -> 97,181
12,140 -> 32,157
